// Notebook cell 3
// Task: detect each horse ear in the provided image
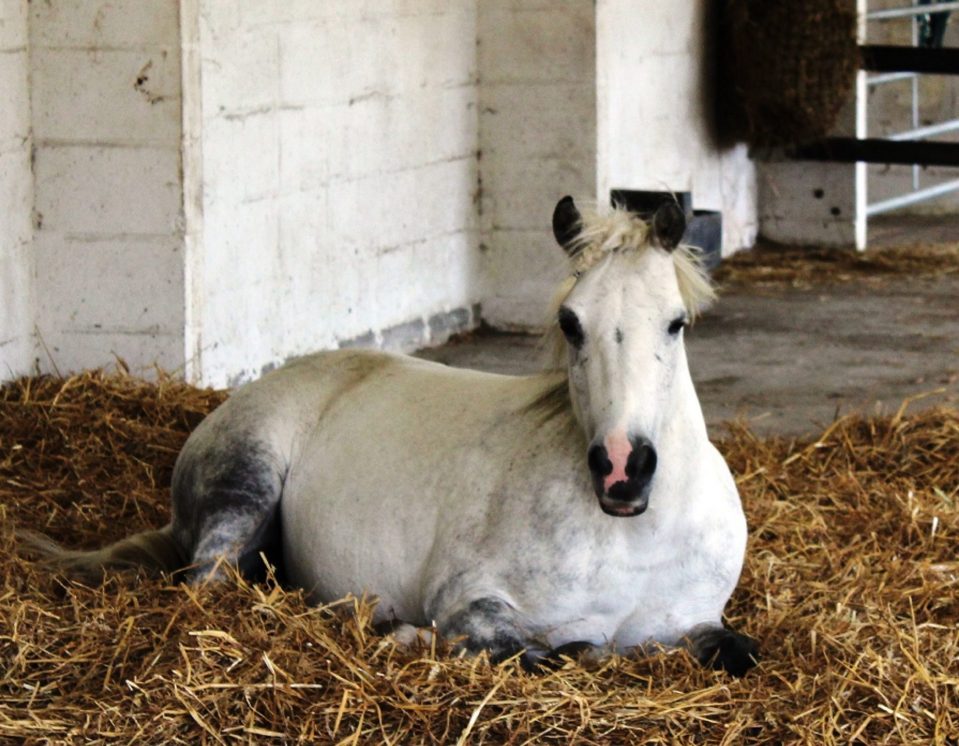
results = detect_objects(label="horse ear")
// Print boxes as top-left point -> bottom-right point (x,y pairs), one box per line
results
552,195 -> 582,256
651,202 -> 686,252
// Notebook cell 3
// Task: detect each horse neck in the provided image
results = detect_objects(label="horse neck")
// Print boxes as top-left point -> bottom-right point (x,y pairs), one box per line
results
650,349 -> 713,491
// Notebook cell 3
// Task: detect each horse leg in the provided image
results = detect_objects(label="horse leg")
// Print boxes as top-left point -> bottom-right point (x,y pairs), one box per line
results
380,613 -> 596,671
436,597 -> 550,671
682,623 -> 759,677
170,437 -> 286,583
539,640 -> 599,668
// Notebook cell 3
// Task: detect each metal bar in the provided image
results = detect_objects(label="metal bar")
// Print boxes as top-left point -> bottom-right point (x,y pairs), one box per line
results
868,71 -> 918,85
911,14 -> 920,191
794,137 -> 959,166
866,177 -> 959,215
860,45 -> 959,74
867,2 -> 959,20
855,138 -> 868,250
887,117 -> 959,140
856,0 -> 869,251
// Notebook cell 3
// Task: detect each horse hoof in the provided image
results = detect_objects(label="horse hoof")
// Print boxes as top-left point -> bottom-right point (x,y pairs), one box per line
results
546,640 -> 595,665
700,631 -> 759,677
515,641 -> 596,673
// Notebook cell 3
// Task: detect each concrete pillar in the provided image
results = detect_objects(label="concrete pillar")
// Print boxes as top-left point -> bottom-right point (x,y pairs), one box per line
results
29,0 -> 185,374
595,0 -> 757,254
0,0 -> 34,378
9,0 -> 485,387
477,0 -> 596,330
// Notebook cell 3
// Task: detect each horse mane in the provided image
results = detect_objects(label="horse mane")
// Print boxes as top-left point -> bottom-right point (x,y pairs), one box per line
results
535,204 -> 716,399
523,371 -> 574,423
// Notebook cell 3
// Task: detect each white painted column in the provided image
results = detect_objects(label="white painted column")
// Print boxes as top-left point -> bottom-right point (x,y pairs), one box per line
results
29,0 -> 186,375
854,0 -> 869,251
0,0 -> 34,377
477,0 -> 596,330
182,1 -> 483,387
180,0 -> 205,384
595,0 -> 757,253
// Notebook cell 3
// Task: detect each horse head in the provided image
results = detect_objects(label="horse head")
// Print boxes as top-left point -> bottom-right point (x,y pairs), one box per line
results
550,196 -> 714,517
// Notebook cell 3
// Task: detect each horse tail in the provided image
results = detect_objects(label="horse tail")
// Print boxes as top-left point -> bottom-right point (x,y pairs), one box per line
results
17,524 -> 187,582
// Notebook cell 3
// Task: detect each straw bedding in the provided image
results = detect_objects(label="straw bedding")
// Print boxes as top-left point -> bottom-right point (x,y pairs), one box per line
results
1,371 -> 957,744
714,240 -> 959,289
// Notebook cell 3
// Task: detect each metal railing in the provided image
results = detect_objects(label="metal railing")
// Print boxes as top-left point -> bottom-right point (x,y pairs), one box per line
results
855,0 -> 959,249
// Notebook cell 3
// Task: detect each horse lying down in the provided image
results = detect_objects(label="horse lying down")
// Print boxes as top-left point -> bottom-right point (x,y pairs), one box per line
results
27,197 -> 759,676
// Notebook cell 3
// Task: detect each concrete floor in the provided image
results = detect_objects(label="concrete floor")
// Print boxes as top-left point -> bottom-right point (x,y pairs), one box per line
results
418,230 -> 959,438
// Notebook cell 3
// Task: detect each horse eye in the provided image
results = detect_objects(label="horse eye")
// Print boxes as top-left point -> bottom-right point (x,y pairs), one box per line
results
667,316 -> 687,336
558,307 -> 585,348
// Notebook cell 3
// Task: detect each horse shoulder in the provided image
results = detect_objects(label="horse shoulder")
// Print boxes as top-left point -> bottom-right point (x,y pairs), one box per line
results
279,358 -> 558,619
700,442 -> 747,543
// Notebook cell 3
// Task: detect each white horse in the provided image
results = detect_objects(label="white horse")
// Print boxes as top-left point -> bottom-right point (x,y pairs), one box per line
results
32,197 -> 757,675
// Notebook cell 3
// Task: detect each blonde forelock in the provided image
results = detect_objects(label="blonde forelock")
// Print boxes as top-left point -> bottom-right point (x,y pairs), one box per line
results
540,204 -> 716,372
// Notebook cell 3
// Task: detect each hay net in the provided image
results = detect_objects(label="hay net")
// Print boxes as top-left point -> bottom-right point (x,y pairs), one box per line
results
718,0 -> 858,147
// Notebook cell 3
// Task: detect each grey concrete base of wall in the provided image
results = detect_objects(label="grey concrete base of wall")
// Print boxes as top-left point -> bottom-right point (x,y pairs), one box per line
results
338,304 -> 481,354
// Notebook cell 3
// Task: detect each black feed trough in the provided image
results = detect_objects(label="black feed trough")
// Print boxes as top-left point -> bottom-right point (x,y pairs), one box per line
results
610,189 -> 723,271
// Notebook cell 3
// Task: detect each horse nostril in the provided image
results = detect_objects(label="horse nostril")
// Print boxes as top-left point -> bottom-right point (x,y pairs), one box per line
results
587,444 -> 612,476
626,439 -> 657,485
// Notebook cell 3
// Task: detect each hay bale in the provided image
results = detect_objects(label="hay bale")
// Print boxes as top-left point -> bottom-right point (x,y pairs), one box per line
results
2,371 -> 958,742
718,0 -> 858,147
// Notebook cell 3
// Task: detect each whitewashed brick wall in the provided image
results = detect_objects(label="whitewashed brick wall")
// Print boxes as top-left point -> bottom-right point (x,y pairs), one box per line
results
182,1 -> 482,386
0,0 -> 33,378
2,0 -> 767,385
29,0 -> 185,374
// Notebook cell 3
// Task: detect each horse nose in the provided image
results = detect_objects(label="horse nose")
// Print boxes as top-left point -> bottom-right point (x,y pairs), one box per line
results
626,437 -> 657,487
587,435 -> 657,503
